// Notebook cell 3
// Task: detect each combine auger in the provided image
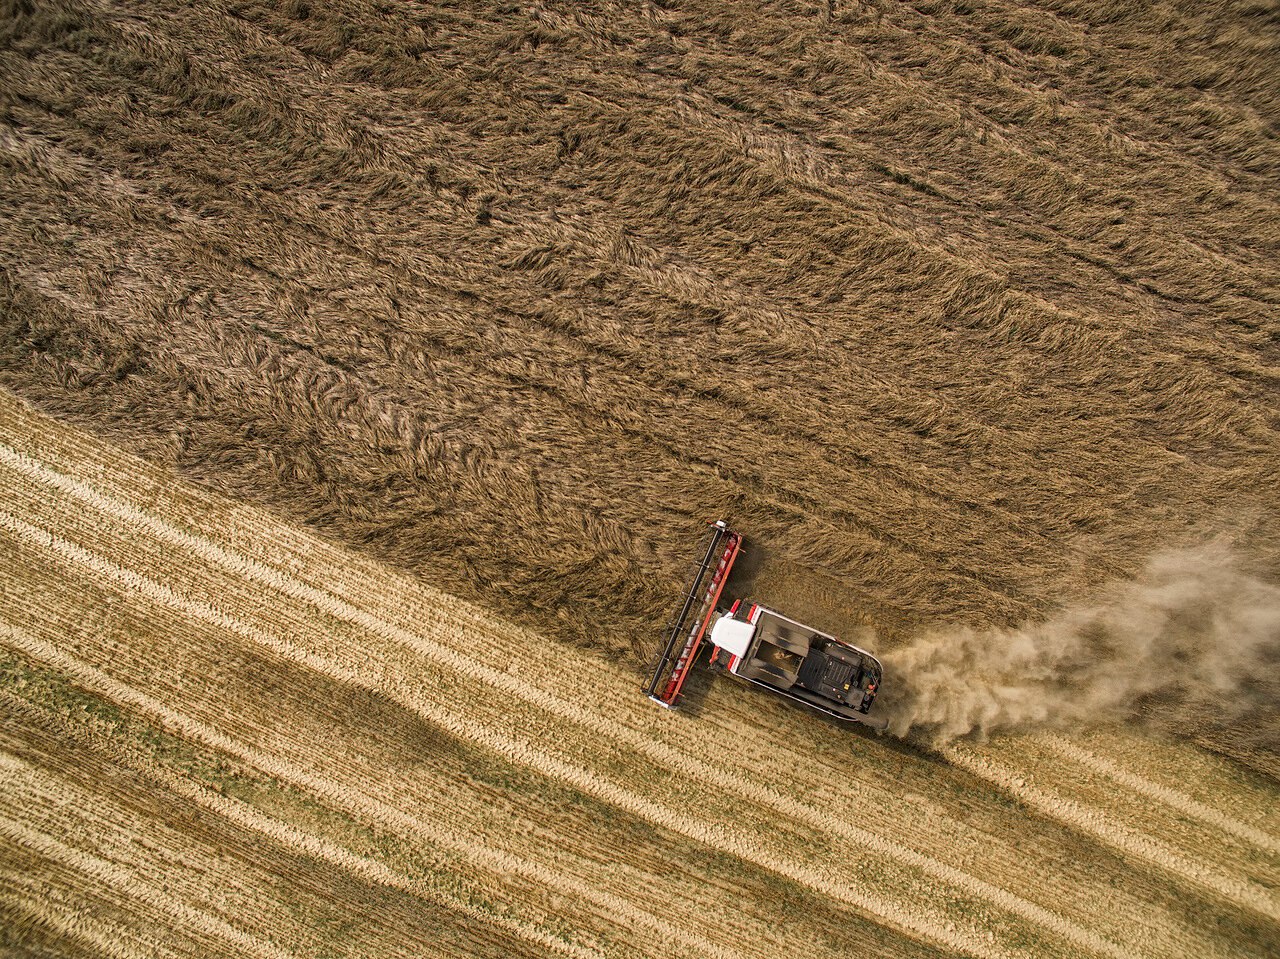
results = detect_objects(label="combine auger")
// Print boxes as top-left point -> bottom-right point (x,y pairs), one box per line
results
645,521 -> 887,731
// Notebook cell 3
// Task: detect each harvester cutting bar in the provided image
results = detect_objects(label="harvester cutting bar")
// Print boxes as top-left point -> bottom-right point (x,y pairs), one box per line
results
645,521 -> 741,708
644,522 -> 729,702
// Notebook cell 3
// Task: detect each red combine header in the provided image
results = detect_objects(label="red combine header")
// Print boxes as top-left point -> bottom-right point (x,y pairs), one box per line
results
645,522 -> 887,730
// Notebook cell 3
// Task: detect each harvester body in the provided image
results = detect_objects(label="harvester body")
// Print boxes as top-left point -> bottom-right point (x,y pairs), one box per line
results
645,522 -> 886,731
708,601 -> 884,727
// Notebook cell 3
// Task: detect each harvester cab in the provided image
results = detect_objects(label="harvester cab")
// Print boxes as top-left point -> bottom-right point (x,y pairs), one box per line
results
644,522 -> 887,731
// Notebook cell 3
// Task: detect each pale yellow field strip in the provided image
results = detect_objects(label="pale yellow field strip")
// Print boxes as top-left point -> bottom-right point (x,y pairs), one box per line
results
1072,729 -> 1280,836
0,756 -> 292,959
0,694 -> 578,959
0,419 -> 1259,957
940,744 -> 1279,920
0,440 -> 1144,959
0,510 -> 1006,959
1037,734 -> 1280,856
0,882 -> 184,959
2,393 -> 1275,959
0,738 -> 397,959
0,771 -> 181,959
0,455 -> 1096,955
0,691 -> 608,959
963,733 -> 1280,894
0,438 -> 1252,959
0,635 -> 748,959
692,682 -> 1280,956
0,544 -> 856,959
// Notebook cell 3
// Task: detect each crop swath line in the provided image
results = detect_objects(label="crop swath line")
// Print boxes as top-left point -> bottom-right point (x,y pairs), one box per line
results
0,443 -> 1141,959
941,744 -> 1280,923
3,426 -> 1244,956
0,620 -> 962,959
1036,735 -> 1280,857
0,691 -> 751,959
0,891 -> 149,959
0,450 -> 1063,955
0,691 -> 610,959
0,515 -> 1007,959
0,674 -> 767,959
6,395 -> 1274,956
0,511 -> 856,959
0,473 -> 1259,957
0,761 -> 293,959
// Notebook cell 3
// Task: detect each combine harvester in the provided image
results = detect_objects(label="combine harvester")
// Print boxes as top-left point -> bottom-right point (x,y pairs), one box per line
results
645,522 -> 887,731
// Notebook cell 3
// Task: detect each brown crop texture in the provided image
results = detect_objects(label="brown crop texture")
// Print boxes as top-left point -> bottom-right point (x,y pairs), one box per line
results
1,0 -> 1276,661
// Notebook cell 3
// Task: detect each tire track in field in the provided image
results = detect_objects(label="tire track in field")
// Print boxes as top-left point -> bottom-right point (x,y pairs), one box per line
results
4,418 -> 1260,955
0,726 -> 523,959
0,794 -> 173,959
583,21 -> 1272,330
0,756 -> 292,959
1037,735 -> 1280,857
941,744 -> 1280,922
0,640 -> 767,959
0,690 -> 607,959
0,440 -> 1134,959
0,625 -> 911,959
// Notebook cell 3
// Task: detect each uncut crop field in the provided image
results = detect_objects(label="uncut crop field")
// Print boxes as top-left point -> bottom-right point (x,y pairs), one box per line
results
2,0 -> 1277,651
1,0 -> 1279,956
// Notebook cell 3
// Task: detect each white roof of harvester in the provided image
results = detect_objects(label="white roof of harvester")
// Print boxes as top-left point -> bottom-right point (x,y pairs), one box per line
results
709,613 -> 756,658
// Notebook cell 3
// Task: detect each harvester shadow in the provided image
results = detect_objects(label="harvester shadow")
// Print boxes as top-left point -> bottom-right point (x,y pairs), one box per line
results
661,661 -> 718,717
722,539 -> 764,600
670,664 -> 938,762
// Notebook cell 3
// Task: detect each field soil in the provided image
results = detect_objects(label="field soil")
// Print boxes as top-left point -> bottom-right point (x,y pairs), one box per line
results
1,0 -> 1278,955
1,392 -> 1277,958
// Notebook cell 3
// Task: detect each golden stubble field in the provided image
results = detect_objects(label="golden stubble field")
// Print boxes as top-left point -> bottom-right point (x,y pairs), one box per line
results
0,0 -> 1278,955
0,392 -> 1277,957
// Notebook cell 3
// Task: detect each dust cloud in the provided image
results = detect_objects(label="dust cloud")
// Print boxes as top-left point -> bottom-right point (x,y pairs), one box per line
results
880,543 -> 1280,748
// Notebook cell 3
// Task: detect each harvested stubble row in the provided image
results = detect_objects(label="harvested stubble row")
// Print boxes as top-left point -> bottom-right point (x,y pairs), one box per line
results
0,391 -> 1276,958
